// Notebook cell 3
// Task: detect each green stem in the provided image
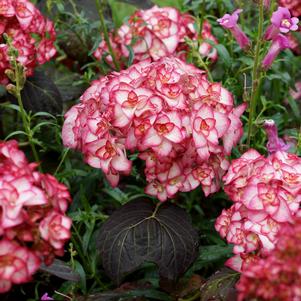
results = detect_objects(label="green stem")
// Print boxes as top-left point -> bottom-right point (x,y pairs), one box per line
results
95,0 -> 120,71
14,66 -> 41,169
247,0 -> 264,147
54,148 -> 70,176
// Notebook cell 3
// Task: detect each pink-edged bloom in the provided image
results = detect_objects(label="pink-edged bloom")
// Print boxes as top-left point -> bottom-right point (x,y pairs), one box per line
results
63,57 -> 245,201
94,6 -> 219,67
265,6 -> 299,40
0,140 -> 73,293
263,119 -> 290,153
217,9 -> 250,49
0,239 -> 40,293
216,148 -> 301,271
39,211 -> 72,250
0,0 -> 56,84
237,216 -> 301,301
262,34 -> 290,69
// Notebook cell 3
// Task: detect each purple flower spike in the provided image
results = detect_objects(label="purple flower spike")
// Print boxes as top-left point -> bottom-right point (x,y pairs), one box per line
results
41,293 -> 54,301
264,119 -> 290,154
262,34 -> 290,69
264,6 -> 299,40
217,9 -> 250,49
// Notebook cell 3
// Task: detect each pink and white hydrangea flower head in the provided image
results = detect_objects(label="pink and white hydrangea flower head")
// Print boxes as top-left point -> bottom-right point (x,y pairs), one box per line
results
216,148 -> 301,272
237,216 -> 301,301
94,6 -> 219,68
0,0 -> 56,84
63,57 -> 246,201
0,140 -> 72,293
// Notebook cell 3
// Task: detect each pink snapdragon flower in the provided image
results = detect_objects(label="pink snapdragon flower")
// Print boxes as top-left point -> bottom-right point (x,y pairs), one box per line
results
262,34 -> 291,69
263,120 -> 290,153
265,7 -> 299,40
0,140 -> 72,293
63,57 -> 246,201
215,149 -> 301,272
217,9 -> 250,49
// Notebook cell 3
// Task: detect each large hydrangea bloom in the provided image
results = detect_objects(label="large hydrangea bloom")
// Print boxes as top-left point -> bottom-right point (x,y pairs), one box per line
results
215,149 -> 301,271
94,6 -> 218,67
62,57 -> 246,201
0,140 -> 72,293
237,216 -> 301,301
0,0 -> 56,84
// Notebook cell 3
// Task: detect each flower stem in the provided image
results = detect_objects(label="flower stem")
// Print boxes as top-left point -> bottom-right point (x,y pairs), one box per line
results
247,0 -> 264,147
95,0 -> 120,71
15,80 -> 41,168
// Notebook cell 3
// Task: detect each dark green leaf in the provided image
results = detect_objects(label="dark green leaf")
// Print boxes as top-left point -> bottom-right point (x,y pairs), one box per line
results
206,40 -> 232,67
200,268 -> 239,301
39,259 -> 80,282
20,70 -> 62,114
98,199 -> 199,285
190,244 -> 233,272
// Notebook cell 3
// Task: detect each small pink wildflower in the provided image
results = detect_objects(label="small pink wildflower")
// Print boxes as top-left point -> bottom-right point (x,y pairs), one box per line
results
41,293 -> 54,300
263,119 -> 290,153
265,6 -> 299,40
262,34 -> 291,69
217,9 -> 250,49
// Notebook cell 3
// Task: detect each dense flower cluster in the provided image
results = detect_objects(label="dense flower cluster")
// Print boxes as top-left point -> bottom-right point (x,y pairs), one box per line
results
279,0 -> 301,17
62,57 -> 246,201
0,140 -> 72,293
94,6 -> 218,67
237,216 -> 301,301
0,0 -> 56,84
215,149 -> 301,272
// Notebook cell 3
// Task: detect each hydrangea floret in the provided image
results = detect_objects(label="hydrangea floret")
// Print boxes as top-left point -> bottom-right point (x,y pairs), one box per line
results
237,215 -> 301,301
0,0 -> 56,84
0,140 -> 72,293
94,6 -> 218,67
215,148 -> 301,272
62,57 -> 246,201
